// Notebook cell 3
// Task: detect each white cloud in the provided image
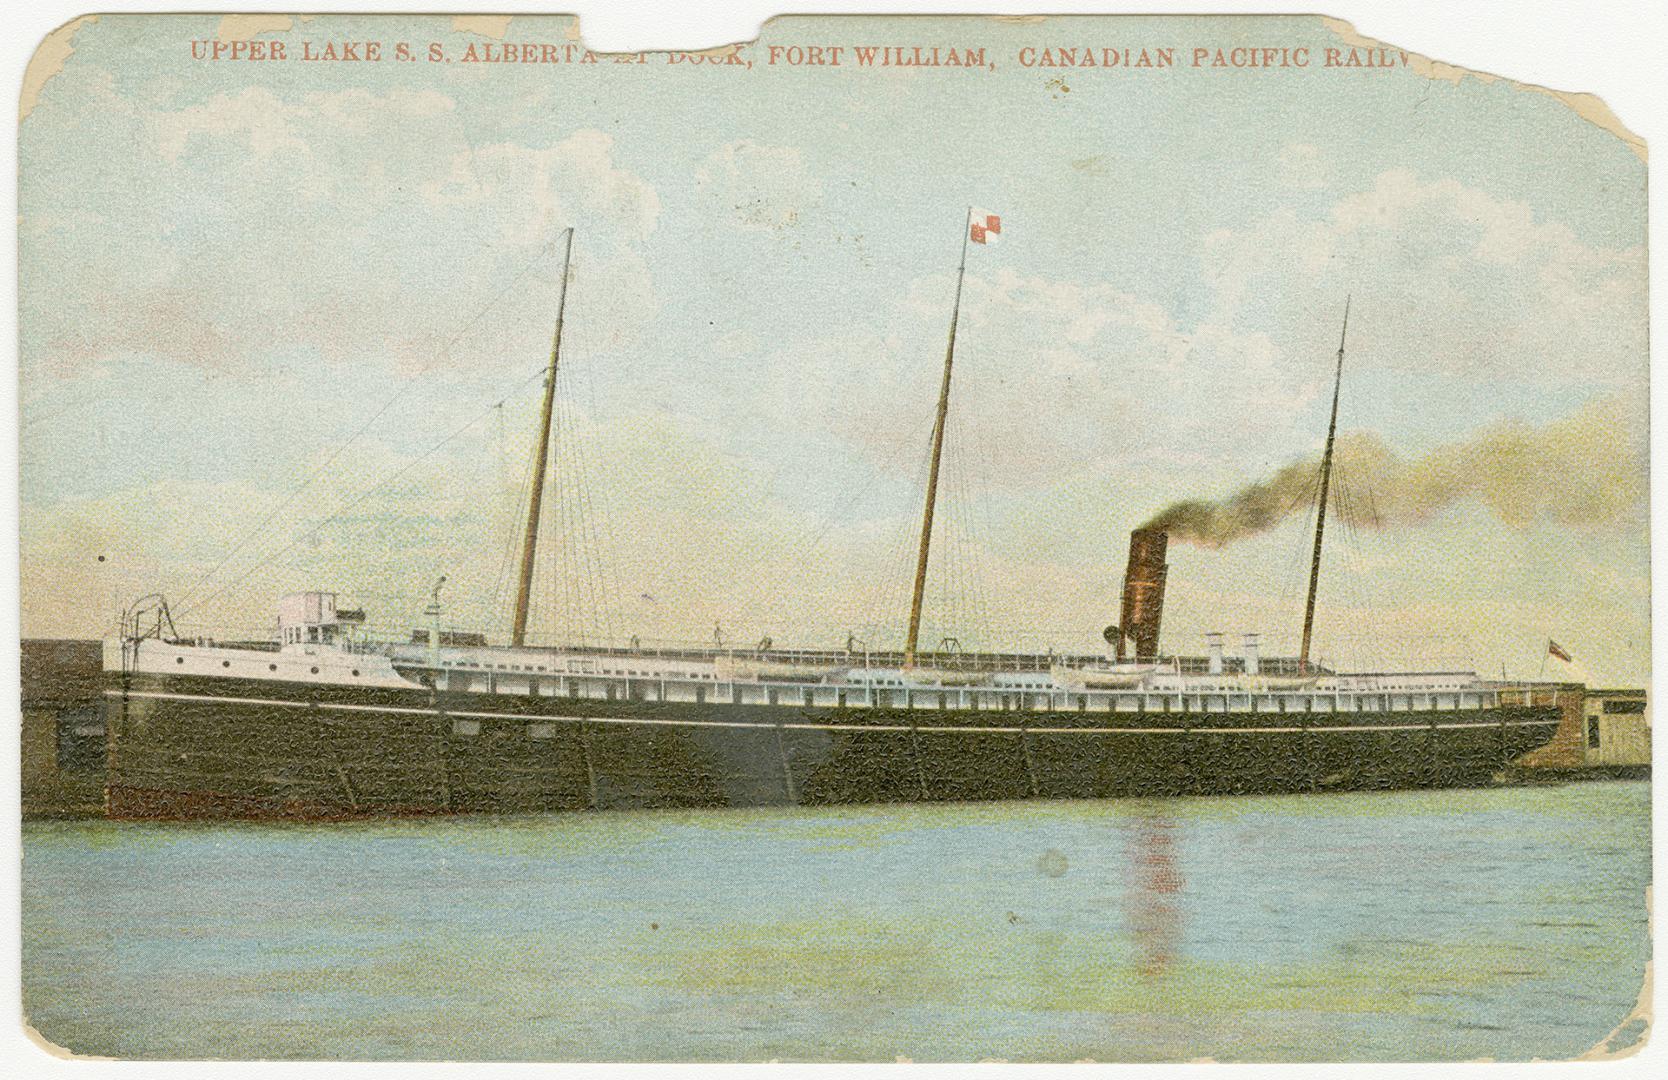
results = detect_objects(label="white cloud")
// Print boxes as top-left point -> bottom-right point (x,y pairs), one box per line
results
1201,168 -> 1647,389
738,267 -> 1302,491
423,130 -> 661,242
23,80 -> 663,381
150,86 -> 309,164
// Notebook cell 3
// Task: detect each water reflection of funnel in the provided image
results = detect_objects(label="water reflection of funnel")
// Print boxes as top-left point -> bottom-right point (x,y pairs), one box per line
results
1123,813 -> 1184,978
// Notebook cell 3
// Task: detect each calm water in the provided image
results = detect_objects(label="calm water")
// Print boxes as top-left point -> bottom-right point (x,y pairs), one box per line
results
22,782 -> 1651,1062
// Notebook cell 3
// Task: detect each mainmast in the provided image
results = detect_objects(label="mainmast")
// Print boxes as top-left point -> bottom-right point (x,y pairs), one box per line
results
1299,296 -> 1350,671
903,210 -> 973,669
510,228 -> 575,648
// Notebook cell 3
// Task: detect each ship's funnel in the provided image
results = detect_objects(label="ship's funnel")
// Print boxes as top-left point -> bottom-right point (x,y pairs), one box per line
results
1117,528 -> 1169,661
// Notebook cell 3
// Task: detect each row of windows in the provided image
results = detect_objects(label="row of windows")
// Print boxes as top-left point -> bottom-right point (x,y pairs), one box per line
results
447,664 -> 1478,698
175,655 -> 351,677
444,673 -> 1492,713
448,659 -> 716,680
174,651 -> 1498,708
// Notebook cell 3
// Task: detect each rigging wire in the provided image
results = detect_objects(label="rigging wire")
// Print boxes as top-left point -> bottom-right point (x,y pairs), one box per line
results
550,384 -> 579,647
570,352 -> 631,646
172,384 -> 418,615
558,383 -> 595,644
1273,458 -> 1324,661
560,369 -> 620,645
176,364 -> 551,623
490,404 -> 539,627
956,404 -> 1001,649
171,240 -> 566,615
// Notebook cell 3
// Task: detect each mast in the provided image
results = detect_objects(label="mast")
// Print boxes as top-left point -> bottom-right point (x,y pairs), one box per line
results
1299,296 -> 1349,671
903,210 -> 972,669
510,228 -> 575,648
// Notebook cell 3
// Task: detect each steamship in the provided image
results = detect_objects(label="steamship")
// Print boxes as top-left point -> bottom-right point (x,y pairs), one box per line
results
101,226 -> 1562,819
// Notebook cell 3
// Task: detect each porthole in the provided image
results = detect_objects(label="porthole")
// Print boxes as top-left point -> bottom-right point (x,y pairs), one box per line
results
176,656 -> 184,664
222,660 -> 231,668
310,666 -> 319,675
269,664 -> 278,672
352,669 -> 360,677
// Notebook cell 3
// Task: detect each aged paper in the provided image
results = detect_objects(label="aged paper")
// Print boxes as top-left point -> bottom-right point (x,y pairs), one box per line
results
15,9 -> 1652,1065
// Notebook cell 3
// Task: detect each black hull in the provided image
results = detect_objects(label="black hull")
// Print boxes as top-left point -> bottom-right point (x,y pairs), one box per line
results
103,673 -> 1563,819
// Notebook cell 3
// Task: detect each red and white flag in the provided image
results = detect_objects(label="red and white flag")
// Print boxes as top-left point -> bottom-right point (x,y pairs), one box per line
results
969,210 -> 1001,245
1547,639 -> 1573,664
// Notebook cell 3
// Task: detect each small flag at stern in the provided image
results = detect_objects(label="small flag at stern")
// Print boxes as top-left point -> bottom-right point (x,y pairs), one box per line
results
1547,639 -> 1573,663
970,210 -> 1001,244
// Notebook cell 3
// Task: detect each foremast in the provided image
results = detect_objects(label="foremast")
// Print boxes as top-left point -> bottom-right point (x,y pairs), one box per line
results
510,228 -> 575,648
904,210 -> 974,669
1299,297 -> 1350,672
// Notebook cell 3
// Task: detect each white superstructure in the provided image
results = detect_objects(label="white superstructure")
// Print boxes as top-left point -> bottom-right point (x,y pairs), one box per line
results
109,592 -> 1504,716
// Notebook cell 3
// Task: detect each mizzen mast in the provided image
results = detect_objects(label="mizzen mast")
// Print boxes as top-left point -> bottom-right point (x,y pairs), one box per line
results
510,227 -> 575,648
903,210 -> 974,669
1299,296 -> 1349,672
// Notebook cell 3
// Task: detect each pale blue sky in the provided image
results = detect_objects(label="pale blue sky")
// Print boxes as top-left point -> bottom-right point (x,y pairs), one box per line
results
18,14 -> 1649,682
